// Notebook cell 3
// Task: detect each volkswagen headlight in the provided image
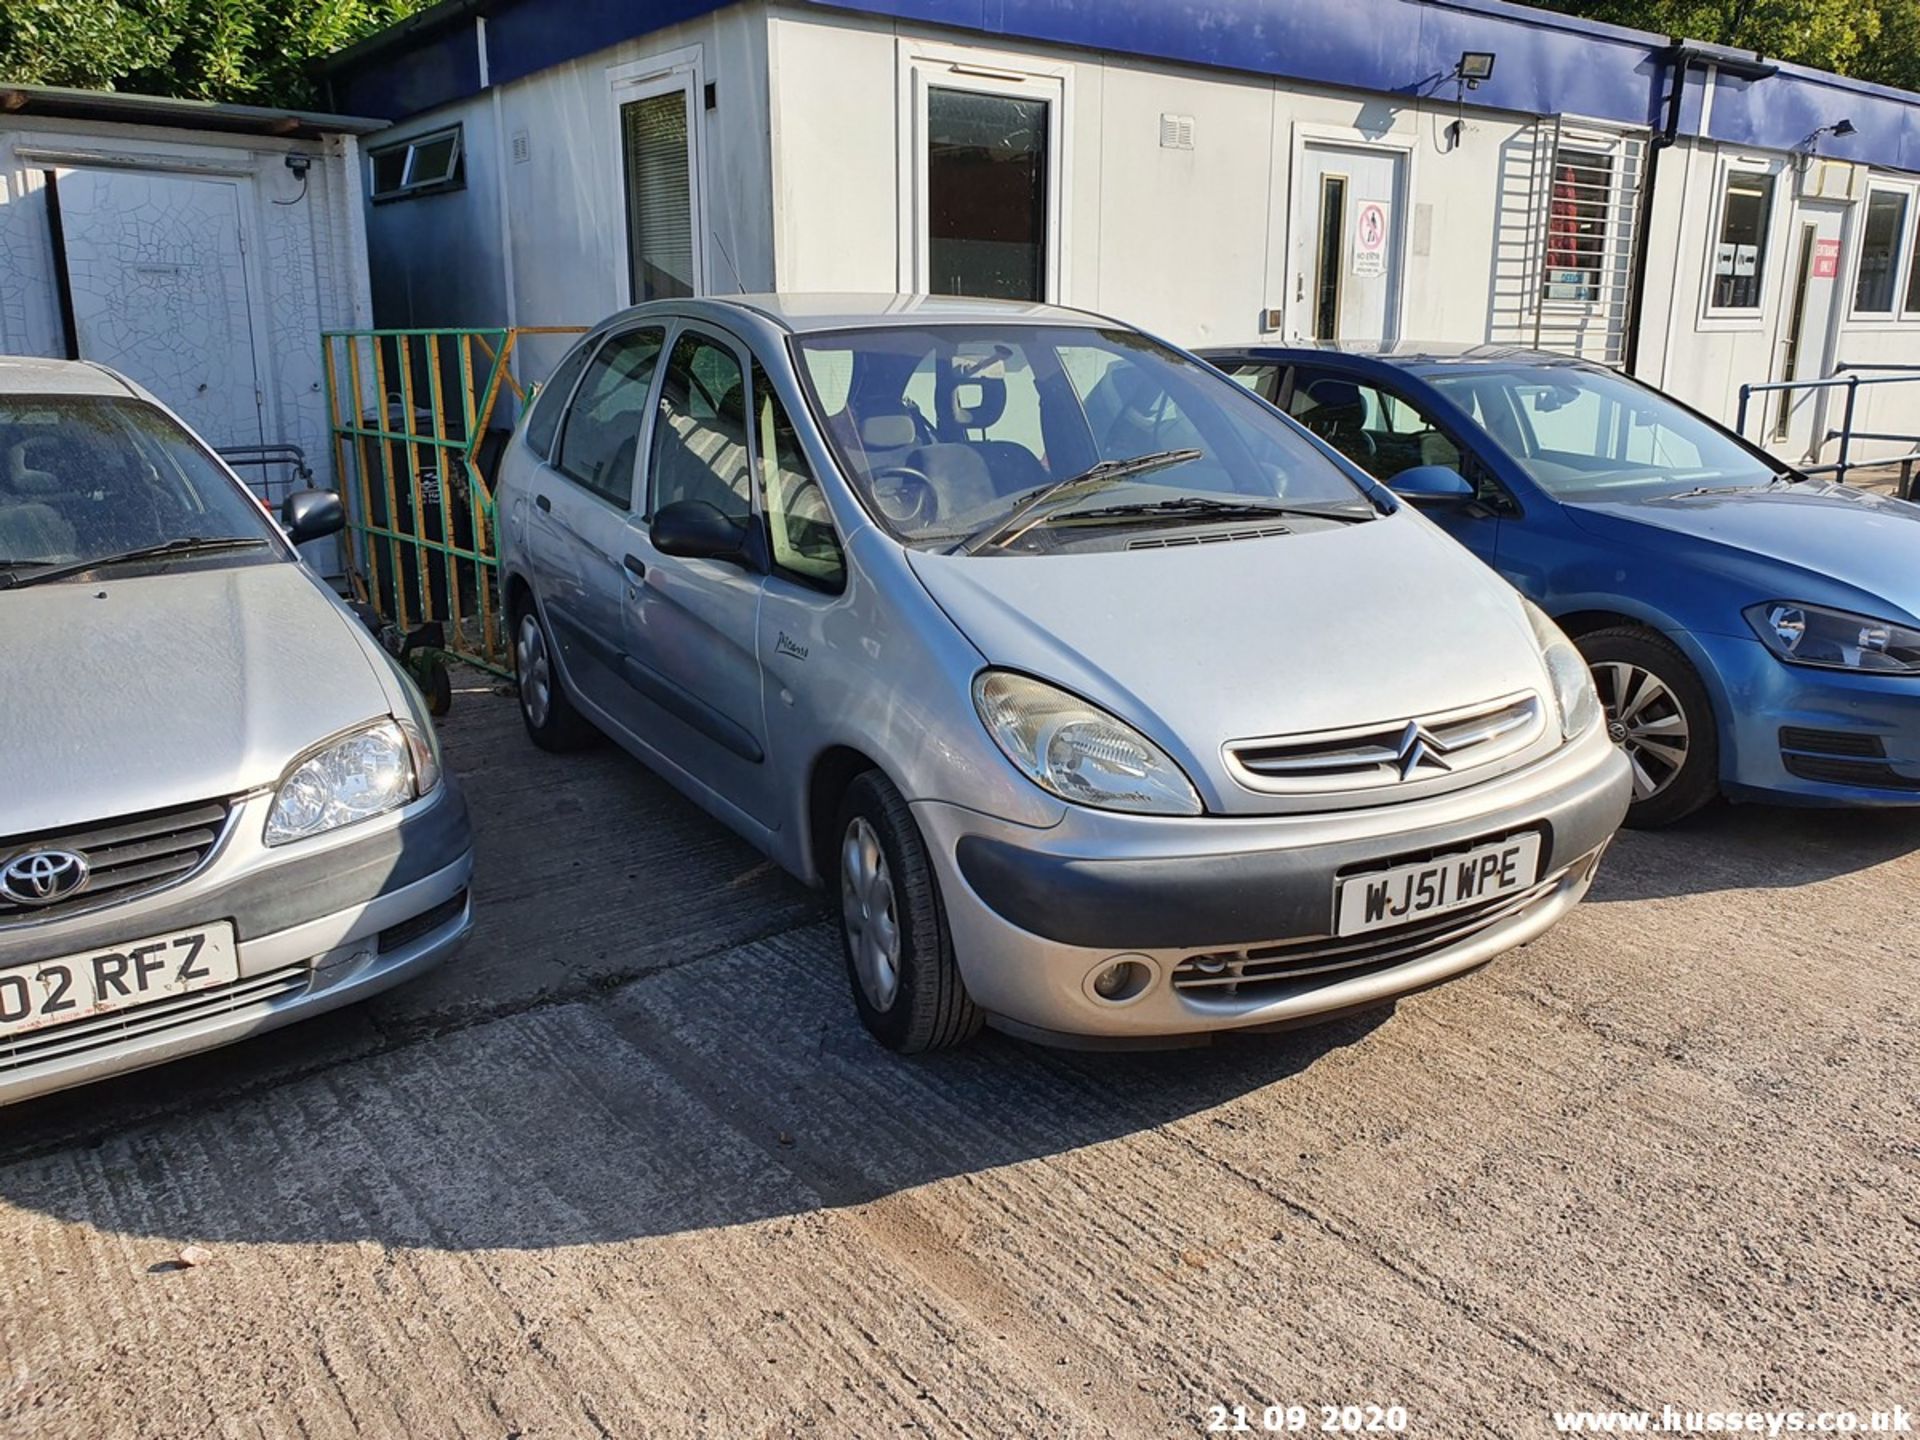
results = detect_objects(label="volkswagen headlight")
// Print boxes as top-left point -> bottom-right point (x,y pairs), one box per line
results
972,671 -> 1202,816
1745,601 -> 1920,674
1523,600 -> 1601,739
265,719 -> 439,845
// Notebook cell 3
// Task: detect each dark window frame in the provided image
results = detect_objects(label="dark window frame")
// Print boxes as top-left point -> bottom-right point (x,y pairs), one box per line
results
368,125 -> 465,203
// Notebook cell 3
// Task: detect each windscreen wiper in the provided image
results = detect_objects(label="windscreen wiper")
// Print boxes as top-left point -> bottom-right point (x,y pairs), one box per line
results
954,449 -> 1203,555
0,536 -> 269,591
1669,476 -> 1798,500
1059,495 -> 1372,526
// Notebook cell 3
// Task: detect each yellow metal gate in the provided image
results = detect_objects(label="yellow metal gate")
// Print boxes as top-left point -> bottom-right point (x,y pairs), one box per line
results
321,326 -> 585,674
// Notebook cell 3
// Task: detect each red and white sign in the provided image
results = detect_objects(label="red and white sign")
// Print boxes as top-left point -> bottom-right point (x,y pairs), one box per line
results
1352,200 -> 1390,278
1812,239 -> 1842,279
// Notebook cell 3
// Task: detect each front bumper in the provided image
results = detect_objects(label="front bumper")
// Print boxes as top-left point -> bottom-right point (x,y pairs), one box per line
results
0,780 -> 473,1105
914,722 -> 1629,1041
1700,632 -> 1920,806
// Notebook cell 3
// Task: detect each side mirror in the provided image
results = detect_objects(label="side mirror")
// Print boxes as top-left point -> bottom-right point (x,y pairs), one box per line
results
1388,465 -> 1476,508
281,488 -> 346,544
650,498 -> 749,564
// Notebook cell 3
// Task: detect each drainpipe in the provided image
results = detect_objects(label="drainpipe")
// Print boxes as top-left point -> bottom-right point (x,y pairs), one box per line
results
1623,42 -> 1686,376
1622,39 -> 1778,375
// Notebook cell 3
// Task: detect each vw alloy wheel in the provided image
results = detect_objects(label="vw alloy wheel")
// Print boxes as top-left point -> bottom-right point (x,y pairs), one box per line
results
1591,659 -> 1690,801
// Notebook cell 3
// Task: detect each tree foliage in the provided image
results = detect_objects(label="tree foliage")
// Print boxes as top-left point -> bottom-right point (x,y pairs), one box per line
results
0,0 -> 433,109
4,0 -> 1917,109
1529,0 -> 1920,93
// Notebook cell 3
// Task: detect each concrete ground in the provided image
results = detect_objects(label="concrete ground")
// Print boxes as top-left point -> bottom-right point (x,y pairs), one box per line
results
3,678 -> 1917,1439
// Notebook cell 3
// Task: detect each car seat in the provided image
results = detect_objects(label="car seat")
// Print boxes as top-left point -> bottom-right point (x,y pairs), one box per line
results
1295,379 -> 1377,465
940,376 -> 1049,498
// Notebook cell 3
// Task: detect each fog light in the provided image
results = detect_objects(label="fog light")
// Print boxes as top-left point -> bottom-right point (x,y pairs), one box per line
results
1085,955 -> 1154,1004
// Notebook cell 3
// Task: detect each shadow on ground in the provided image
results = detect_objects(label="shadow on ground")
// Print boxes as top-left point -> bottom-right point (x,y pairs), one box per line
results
0,919 -> 1386,1250
1590,799 -> 1920,904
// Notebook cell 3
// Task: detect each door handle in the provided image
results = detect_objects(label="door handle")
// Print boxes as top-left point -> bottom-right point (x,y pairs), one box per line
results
622,554 -> 647,580
535,494 -> 552,513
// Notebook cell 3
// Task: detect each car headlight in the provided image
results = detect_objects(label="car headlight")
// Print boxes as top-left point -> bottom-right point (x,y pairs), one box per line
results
972,670 -> 1203,816
1523,599 -> 1601,739
265,718 -> 439,845
1745,601 -> 1920,674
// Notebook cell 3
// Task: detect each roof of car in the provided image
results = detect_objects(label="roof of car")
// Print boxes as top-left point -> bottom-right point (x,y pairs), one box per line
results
1199,340 -> 1610,370
0,356 -> 140,398
671,292 -> 1117,335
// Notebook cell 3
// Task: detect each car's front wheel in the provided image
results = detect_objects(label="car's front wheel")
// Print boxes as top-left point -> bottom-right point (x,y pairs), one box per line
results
834,770 -> 983,1053
512,601 -> 597,752
1579,626 -> 1719,827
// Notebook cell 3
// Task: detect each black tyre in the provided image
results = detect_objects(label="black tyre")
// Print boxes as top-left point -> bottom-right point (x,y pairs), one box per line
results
834,770 -> 983,1053
511,599 -> 598,752
1579,625 -> 1719,828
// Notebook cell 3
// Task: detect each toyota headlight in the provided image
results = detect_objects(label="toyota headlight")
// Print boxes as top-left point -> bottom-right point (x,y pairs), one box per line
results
265,718 -> 439,845
972,671 -> 1203,816
1523,600 -> 1601,739
1745,601 -> 1920,674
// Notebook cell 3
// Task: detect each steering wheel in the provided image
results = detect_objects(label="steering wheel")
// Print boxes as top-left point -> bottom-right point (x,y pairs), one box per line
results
869,465 -> 938,530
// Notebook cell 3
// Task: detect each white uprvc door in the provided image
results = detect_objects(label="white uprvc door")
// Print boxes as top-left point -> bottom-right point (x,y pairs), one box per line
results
1291,142 -> 1407,345
50,168 -> 267,450
1769,201 -> 1847,461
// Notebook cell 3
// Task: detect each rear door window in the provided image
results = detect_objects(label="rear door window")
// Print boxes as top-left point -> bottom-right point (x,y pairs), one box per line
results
524,338 -> 598,459
554,326 -> 666,505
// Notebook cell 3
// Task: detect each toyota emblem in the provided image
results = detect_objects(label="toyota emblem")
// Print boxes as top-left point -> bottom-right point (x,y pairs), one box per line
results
0,849 -> 91,906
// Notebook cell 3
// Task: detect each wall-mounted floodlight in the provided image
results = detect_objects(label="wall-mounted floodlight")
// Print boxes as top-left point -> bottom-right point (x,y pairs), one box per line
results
1801,117 -> 1856,154
1456,51 -> 1496,89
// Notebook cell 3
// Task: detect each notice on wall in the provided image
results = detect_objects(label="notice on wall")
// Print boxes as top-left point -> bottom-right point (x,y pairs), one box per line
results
1353,200 -> 1391,277
1812,238 -> 1842,279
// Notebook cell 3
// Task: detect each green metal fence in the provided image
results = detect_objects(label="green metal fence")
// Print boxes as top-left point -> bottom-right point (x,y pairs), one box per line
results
321,325 -> 586,674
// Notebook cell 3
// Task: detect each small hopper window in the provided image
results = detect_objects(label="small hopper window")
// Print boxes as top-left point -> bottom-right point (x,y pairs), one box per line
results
369,126 -> 465,201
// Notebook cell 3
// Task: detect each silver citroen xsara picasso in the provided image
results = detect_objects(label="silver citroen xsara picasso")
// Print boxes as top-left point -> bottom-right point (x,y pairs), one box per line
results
495,296 -> 1629,1051
0,358 -> 473,1102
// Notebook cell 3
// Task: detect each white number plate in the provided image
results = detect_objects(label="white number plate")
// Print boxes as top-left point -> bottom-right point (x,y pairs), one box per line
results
1335,833 -> 1542,937
0,923 -> 239,1040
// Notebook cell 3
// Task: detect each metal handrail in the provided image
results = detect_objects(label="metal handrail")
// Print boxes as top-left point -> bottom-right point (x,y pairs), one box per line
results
1735,367 -> 1920,493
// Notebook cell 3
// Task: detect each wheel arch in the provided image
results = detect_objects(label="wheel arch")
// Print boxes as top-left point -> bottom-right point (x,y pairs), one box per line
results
804,745 -> 884,887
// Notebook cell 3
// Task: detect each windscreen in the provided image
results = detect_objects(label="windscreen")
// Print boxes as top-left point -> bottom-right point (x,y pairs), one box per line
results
0,397 -> 277,573
792,324 -> 1368,549
1426,365 -> 1777,501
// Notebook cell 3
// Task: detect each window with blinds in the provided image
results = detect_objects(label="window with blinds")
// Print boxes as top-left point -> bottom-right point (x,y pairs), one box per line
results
621,90 -> 696,304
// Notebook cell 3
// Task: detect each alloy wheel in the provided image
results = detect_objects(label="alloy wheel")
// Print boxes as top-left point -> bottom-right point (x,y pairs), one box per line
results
1590,660 -> 1691,801
516,612 -> 552,729
840,816 -> 902,1011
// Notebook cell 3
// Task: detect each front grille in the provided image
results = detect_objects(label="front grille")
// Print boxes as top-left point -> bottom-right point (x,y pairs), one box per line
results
1225,692 -> 1544,796
1171,870 -> 1562,1000
1779,726 -> 1884,759
0,964 -> 309,1075
1777,727 -> 1920,790
0,800 -> 231,926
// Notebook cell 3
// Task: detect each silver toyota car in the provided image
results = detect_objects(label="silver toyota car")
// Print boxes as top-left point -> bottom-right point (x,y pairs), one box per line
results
496,296 -> 1629,1051
0,358 -> 472,1103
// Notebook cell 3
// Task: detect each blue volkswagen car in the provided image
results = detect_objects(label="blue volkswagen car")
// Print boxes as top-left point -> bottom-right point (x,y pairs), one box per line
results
1201,343 -> 1920,826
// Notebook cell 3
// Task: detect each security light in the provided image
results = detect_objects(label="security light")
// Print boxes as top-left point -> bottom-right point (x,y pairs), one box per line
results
1830,118 -> 1856,136
1456,51 -> 1497,88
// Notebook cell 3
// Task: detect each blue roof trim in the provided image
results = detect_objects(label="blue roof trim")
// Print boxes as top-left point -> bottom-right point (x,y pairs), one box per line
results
487,0 -> 724,87
320,0 -> 1920,175
331,20 -> 482,121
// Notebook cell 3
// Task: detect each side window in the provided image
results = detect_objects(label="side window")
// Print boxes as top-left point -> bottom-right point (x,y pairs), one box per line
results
554,327 -> 665,504
1221,362 -> 1282,404
1287,369 -> 1471,485
523,338 -> 597,459
752,362 -> 845,592
651,330 -> 753,522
